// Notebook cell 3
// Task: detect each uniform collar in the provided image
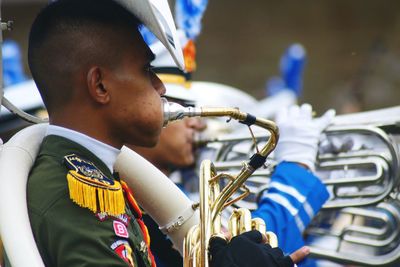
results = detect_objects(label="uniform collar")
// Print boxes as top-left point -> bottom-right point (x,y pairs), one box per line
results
46,125 -> 119,173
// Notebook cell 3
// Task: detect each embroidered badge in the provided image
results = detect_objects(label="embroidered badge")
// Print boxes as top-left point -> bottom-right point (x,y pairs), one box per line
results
64,154 -> 125,216
117,214 -> 130,225
111,240 -> 135,266
96,212 -> 131,226
113,220 -> 129,238
139,241 -> 147,254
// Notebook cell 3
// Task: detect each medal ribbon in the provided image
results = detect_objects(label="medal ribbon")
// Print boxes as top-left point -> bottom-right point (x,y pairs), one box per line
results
121,180 -> 156,267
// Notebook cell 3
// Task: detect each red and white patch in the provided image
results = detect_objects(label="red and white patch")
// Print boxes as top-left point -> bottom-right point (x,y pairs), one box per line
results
116,214 -> 130,226
113,220 -> 129,238
111,240 -> 135,266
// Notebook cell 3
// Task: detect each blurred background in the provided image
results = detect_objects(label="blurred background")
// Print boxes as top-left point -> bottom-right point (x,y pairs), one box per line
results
2,0 -> 400,114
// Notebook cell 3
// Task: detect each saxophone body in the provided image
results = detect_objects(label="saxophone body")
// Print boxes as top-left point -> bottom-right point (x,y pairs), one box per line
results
163,99 -> 280,267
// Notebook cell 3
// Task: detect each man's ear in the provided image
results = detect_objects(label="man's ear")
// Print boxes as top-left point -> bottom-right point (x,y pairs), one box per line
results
86,66 -> 110,104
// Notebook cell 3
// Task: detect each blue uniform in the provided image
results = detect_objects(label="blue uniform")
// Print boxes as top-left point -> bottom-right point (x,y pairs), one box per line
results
252,162 -> 329,266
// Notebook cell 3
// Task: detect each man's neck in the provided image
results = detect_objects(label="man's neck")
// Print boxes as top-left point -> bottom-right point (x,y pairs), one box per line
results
46,125 -> 120,173
49,112 -> 122,149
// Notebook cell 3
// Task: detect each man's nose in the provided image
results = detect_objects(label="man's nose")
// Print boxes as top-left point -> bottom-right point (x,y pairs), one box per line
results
152,72 -> 166,96
186,117 -> 207,132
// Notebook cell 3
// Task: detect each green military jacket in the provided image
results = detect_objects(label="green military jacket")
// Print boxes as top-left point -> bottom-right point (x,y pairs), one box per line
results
25,135 -> 152,267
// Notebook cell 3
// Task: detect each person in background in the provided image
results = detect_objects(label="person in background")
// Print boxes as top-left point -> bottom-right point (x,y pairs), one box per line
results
253,103 -> 335,267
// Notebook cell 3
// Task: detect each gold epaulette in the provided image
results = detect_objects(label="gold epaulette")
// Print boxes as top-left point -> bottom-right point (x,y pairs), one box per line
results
64,154 -> 125,216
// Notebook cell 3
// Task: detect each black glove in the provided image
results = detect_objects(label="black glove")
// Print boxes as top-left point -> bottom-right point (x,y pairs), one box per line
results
209,230 -> 293,267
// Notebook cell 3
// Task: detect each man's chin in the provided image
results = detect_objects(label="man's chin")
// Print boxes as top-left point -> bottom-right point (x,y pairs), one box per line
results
124,132 -> 160,148
135,137 -> 159,148
145,140 -> 158,148
179,157 -> 195,168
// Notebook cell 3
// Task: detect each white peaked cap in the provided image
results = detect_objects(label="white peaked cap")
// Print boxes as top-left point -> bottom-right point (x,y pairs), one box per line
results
150,29 -> 187,68
149,30 -> 196,103
114,0 -> 185,70
162,83 -> 196,103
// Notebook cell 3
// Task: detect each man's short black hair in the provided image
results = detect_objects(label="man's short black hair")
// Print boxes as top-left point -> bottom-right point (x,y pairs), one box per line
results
28,0 -> 142,113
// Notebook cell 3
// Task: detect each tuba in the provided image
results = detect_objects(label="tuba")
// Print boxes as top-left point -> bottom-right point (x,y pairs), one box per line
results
197,106 -> 400,266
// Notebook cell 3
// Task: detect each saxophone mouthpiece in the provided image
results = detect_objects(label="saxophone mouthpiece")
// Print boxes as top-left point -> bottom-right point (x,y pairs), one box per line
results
162,97 -> 201,127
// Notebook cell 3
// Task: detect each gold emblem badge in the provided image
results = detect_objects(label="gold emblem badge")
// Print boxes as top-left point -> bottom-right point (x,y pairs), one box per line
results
64,154 -> 125,216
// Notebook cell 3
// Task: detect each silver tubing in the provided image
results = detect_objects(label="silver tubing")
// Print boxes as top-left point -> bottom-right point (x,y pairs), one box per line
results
2,97 -> 47,124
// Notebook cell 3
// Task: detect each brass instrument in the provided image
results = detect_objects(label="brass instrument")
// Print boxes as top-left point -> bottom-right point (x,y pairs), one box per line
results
306,199 -> 400,266
305,120 -> 400,266
205,124 -> 400,210
196,107 -> 400,266
162,99 -> 279,267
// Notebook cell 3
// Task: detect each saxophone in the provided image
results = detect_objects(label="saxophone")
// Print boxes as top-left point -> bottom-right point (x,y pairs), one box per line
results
162,98 -> 280,267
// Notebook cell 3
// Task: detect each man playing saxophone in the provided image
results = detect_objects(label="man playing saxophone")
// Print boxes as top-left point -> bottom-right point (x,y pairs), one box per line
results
1,0 -> 309,266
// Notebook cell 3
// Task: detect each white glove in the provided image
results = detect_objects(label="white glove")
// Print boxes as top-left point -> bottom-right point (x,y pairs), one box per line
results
274,103 -> 335,171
